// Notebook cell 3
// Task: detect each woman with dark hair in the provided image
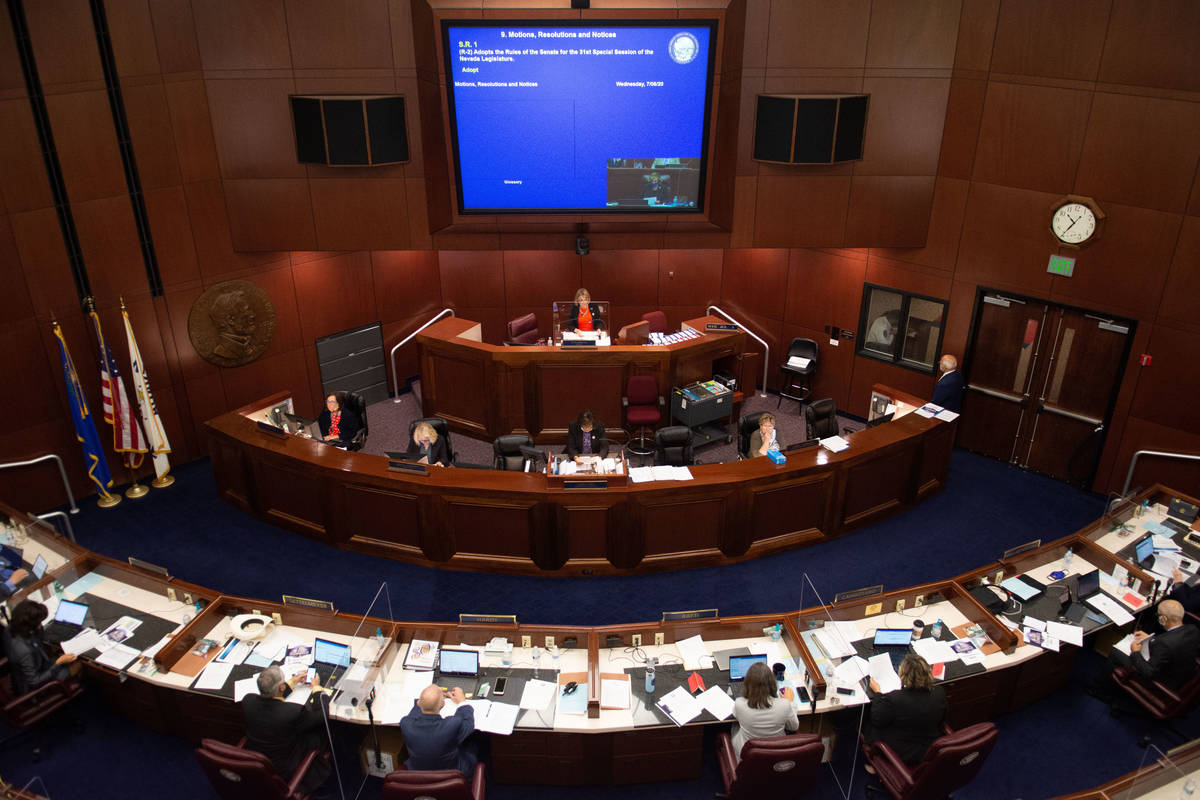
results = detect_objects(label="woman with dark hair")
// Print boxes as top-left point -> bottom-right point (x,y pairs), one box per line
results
317,393 -> 360,444
731,661 -> 799,760
864,654 -> 947,770
564,410 -> 609,460
6,599 -> 78,694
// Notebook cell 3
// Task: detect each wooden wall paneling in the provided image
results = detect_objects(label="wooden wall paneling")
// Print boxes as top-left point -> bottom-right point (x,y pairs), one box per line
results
446,496 -> 538,562
147,0 -> 204,74
529,501 -> 569,572
855,78 -> 951,178
537,364 -> 625,439
864,254 -> 954,301
720,248 -> 788,320
284,0 -> 393,69
44,91 -> 126,203
23,0 -> 103,90
764,0 -> 869,69
746,476 -> 830,547
658,249 -> 723,308
952,0 -> 1000,73
1047,204 -> 1181,319
605,500 -> 643,569
423,352 -> 490,436
72,195 -> 151,303
0,214 -> 34,320
437,250 -> 503,310
848,359 -> 934,419
0,5 -> 25,95
734,73 -> 764,178
205,79 -> 305,180
341,483 -> 425,556
729,175 -> 756,248
503,250 -> 582,310
1098,0 -> 1200,93
937,79 -> 987,181
1111,417 -> 1200,497
144,186 -> 201,288
0,420 -> 89,513
953,182 -> 1061,294
291,251 -> 378,344
706,73 -> 738,232
871,177 -> 969,272
866,0 -> 959,69
917,421 -> 955,496
0,99 -> 54,213
581,250 -> 659,309
780,323 -> 854,411
191,0 -> 291,71
372,249 -> 442,322
2,317 -> 66,432
106,0 -> 162,78
122,82 -> 182,190
971,82 -> 1091,194
10,207 -> 79,318
1128,323 -> 1200,436
716,307 -> 783,391
144,381 -> 198,466
840,444 -> 917,527
640,495 -> 725,562
224,179 -> 316,251
389,0 -> 418,71
753,176 -> 850,247
163,80 -> 221,184
784,248 -> 865,333
405,177 -> 432,249
183,181 -> 290,279
1074,93 -> 1200,214
1158,216 -> 1200,333
301,344 -> 325,413
563,505 -> 609,563
939,279 -> 979,361
310,179 -> 411,251
844,176 -> 937,247
988,0 -> 1109,81
415,75 -> 452,233
184,374 -> 228,456
163,287 -> 220,382
219,348 -> 310,413
251,456 -> 329,537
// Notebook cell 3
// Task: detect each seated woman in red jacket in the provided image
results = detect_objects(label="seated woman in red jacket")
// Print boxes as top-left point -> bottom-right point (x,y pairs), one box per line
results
317,393 -> 360,445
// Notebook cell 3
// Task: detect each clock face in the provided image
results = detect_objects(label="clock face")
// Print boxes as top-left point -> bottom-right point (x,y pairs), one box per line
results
1051,202 -> 1097,245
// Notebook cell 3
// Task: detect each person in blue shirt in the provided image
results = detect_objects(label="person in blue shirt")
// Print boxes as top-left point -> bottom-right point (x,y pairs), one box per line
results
931,354 -> 965,413
400,684 -> 477,776
0,551 -> 29,598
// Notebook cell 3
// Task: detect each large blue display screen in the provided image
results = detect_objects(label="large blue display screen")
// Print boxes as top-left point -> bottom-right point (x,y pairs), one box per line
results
442,21 -> 717,214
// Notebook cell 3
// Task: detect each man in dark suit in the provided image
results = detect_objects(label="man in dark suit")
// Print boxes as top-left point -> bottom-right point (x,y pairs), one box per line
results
1090,598 -> 1200,703
565,410 -> 609,460
864,655 -> 948,768
399,684 -> 477,775
931,354 -> 965,413
242,666 -> 332,793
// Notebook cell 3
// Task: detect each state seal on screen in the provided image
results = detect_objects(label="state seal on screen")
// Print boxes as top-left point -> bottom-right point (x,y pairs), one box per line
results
668,32 -> 699,65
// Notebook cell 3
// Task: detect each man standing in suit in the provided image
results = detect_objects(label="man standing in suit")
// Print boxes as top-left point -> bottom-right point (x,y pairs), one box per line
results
400,684 -> 478,775
931,354 -> 965,413
242,666 -> 332,793
1090,598 -> 1200,703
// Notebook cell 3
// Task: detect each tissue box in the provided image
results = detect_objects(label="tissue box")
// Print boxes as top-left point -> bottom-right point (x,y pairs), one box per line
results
767,450 -> 787,465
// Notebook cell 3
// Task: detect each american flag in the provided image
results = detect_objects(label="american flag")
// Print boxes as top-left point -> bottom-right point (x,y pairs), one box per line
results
89,310 -> 147,468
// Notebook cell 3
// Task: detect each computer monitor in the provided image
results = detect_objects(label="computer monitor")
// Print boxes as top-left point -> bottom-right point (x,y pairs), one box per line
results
872,628 -> 913,647
313,637 -> 351,668
728,653 -> 768,681
54,599 -> 88,626
1134,536 -> 1155,564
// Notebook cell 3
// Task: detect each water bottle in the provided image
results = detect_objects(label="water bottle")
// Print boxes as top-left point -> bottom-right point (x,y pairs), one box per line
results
375,627 -> 386,658
1064,547 -> 1074,571
931,618 -> 944,639
644,657 -> 657,693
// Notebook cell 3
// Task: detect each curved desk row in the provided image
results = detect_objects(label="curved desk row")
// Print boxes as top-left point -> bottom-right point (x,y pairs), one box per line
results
206,384 -> 954,575
0,487 -> 1184,788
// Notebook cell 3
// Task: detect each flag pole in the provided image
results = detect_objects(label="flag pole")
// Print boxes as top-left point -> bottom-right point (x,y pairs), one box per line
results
124,461 -> 149,499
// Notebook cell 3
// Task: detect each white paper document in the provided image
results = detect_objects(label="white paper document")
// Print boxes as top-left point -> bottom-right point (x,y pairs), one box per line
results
1086,593 -> 1135,626
787,356 -> 811,369
60,627 -> 102,656
912,637 -> 958,665
656,685 -> 704,726
519,679 -> 557,710
601,678 -> 631,710
1021,616 -> 1047,632
95,643 -> 140,670
195,660 -> 236,691
934,409 -> 960,422
1000,576 -> 1040,600
1112,634 -> 1135,656
234,674 -> 261,702
914,403 -> 943,418
376,682 -> 422,724
834,655 -> 869,685
473,701 -> 520,735
867,654 -> 902,694
1045,621 -> 1084,647
697,685 -> 735,720
813,627 -> 857,659
1023,628 -> 1060,652
628,466 -> 655,483
950,639 -> 986,665
820,436 -> 850,453
1152,534 -> 1180,551
675,635 -> 711,670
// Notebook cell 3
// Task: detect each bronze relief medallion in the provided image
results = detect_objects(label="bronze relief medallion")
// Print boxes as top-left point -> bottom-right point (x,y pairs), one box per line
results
188,280 -> 277,367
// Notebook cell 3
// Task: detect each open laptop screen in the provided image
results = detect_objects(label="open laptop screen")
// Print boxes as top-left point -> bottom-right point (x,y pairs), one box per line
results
728,653 -> 768,681
439,648 -> 480,676
313,638 -> 351,667
873,628 -> 913,647
1135,536 -> 1155,564
1076,569 -> 1100,600
54,599 -> 88,626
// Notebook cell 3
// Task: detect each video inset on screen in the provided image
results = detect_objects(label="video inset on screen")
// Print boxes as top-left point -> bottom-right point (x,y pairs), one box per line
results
604,158 -> 700,208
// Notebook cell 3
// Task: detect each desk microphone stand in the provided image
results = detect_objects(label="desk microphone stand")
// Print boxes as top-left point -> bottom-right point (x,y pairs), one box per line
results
364,690 -> 382,771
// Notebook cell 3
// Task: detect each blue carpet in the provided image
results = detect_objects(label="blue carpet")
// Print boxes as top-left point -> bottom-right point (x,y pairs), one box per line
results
3,449 -> 1185,799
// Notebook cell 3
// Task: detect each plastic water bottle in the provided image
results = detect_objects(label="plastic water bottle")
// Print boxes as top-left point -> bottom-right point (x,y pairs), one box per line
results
375,627 -> 386,656
644,658 -> 657,693
1064,547 -> 1074,571
931,619 -> 944,639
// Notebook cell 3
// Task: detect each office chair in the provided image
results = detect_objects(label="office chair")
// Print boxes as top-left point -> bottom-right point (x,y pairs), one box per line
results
505,313 -> 540,345
195,737 -> 326,800
641,310 -> 668,334
805,398 -> 852,440
737,412 -> 770,459
338,391 -> 368,451
778,338 -> 818,410
862,722 -> 998,800
623,375 -> 664,456
654,426 -> 696,467
1111,656 -> 1200,743
382,764 -> 486,800
0,628 -> 85,761
715,732 -> 822,799
408,417 -> 458,465
493,434 -> 534,470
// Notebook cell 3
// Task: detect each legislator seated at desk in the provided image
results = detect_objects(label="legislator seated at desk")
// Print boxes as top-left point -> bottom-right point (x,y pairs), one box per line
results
405,421 -> 452,467
1090,598 -> 1200,704
747,413 -> 782,458
565,411 -> 609,460
318,393 -> 360,446
6,599 -> 80,693
566,288 -> 606,334
242,665 -> 333,795
731,661 -> 799,761
400,684 -> 478,776
864,654 -> 948,768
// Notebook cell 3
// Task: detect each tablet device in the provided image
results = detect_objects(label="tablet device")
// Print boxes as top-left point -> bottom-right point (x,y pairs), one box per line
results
1135,535 -> 1155,564
439,648 -> 480,676
728,653 -> 768,681
32,554 -> 47,580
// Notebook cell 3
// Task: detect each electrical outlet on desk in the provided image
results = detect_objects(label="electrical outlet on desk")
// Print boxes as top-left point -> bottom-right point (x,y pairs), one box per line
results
521,635 -> 531,649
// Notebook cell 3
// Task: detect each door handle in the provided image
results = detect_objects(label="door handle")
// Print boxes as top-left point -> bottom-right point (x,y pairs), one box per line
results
966,384 -> 1023,403
1036,402 -> 1103,426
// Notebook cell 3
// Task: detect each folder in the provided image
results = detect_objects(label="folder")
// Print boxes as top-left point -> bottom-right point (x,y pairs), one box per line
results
599,672 -> 631,710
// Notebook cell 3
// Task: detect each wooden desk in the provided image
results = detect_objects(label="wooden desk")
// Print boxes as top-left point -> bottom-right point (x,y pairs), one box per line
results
206,384 -> 956,576
416,315 -> 753,443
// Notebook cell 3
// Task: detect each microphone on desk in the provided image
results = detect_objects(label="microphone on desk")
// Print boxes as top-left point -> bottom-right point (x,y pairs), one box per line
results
1151,579 -> 1161,604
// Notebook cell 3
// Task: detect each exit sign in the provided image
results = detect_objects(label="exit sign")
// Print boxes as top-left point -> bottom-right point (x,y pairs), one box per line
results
1047,254 -> 1075,276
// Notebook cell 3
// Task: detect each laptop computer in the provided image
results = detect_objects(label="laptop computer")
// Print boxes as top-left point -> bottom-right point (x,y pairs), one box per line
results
712,646 -> 751,671
1064,569 -> 1102,623
872,628 -> 913,669
32,554 -> 47,581
435,648 -> 480,695
44,599 -> 90,642
1134,535 -> 1156,567
311,637 -> 353,685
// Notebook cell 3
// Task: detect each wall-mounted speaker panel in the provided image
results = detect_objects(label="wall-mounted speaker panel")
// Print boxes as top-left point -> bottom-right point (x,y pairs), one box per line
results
753,94 -> 869,165
290,96 -> 409,167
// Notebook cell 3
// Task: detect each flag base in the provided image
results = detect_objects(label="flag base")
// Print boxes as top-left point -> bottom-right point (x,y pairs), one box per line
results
125,483 -> 149,499
97,493 -> 122,508
151,474 -> 175,489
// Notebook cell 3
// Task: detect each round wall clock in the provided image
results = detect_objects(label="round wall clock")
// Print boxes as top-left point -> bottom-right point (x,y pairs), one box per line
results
1050,196 -> 1104,248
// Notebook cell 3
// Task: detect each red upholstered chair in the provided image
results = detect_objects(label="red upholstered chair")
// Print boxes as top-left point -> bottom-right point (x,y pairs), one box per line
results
505,313 -> 539,345
382,764 -> 486,800
715,731 -> 823,799
0,637 -> 84,761
862,722 -> 998,800
641,310 -> 669,334
1112,657 -> 1200,741
195,738 -> 324,800
623,375 -> 664,455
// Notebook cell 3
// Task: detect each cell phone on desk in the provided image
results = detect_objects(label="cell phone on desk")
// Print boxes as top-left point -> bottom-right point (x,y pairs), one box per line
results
305,668 -> 315,684
493,677 -> 507,696
836,686 -> 854,696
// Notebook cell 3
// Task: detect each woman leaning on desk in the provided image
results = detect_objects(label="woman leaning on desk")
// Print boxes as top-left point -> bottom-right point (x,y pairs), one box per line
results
731,661 -> 799,761
566,288 -> 606,335
405,422 -> 452,467
864,654 -> 947,771
748,413 -> 783,457
4,599 -> 81,694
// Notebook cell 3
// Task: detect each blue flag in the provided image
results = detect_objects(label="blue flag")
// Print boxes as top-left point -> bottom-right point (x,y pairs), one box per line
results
53,322 -> 116,501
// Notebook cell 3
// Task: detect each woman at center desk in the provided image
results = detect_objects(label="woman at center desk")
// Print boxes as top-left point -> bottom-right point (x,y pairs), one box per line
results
748,413 -> 783,457
864,654 -> 947,770
565,410 -> 609,460
567,288 -> 606,335
318,393 -> 360,444
405,422 -> 452,466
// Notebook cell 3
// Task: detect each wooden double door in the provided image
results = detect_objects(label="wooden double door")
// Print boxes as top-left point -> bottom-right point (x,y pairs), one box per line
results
957,290 -> 1134,487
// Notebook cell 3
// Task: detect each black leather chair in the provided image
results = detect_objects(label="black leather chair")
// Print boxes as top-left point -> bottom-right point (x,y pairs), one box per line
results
737,412 -> 769,459
493,434 -> 535,470
505,313 -> 540,345
778,338 -> 818,409
716,732 -> 823,799
408,417 -> 457,465
654,426 -> 695,467
805,398 -> 846,440
338,391 -> 367,451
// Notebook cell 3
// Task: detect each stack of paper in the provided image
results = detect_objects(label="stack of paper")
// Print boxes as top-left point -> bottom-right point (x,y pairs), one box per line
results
912,637 -> 957,665
813,626 -> 856,659
787,356 -> 812,369
601,676 -> 631,710
934,408 -> 959,422
656,685 -> 704,726
675,635 -> 711,670
914,403 -> 943,419
519,679 -> 557,710
472,701 -> 520,735
820,436 -> 850,453
195,659 -> 236,690
867,654 -> 902,693
61,628 -> 102,656
96,644 -> 140,670
697,686 -> 735,719
834,656 -> 869,684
